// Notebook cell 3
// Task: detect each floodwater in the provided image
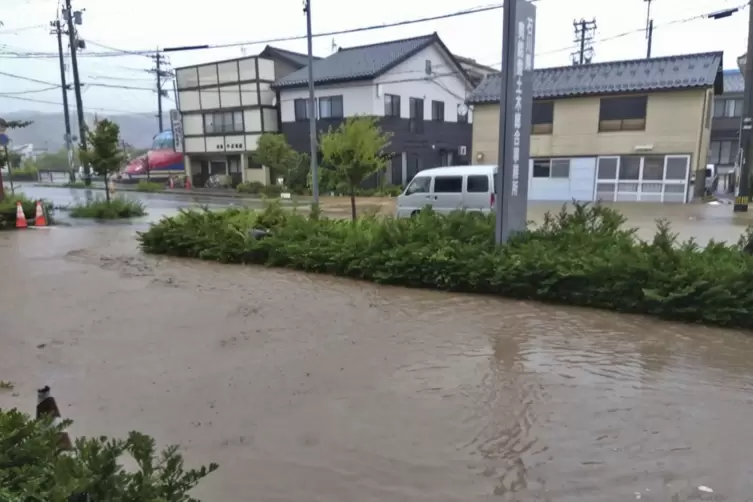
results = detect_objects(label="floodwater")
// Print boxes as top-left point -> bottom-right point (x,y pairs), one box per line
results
2,207 -> 753,501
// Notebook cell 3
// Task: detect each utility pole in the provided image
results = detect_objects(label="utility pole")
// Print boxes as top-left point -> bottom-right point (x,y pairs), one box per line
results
735,0 -> 753,212
303,0 -> 319,204
63,0 -> 89,185
51,18 -> 74,182
571,19 -> 596,65
148,51 -> 171,133
644,0 -> 655,58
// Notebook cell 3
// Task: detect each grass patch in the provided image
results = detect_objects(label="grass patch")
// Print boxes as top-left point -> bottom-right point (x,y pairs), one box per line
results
135,180 -> 165,192
0,193 -> 54,229
139,201 -> 753,330
69,197 -> 146,219
0,380 -> 14,390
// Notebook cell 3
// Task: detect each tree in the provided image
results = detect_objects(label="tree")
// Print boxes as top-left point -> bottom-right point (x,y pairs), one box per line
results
0,117 -> 32,201
79,119 -> 126,201
253,133 -> 300,188
319,116 -> 392,220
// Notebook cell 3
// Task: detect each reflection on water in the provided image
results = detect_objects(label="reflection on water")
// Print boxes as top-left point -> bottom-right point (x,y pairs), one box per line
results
1,226 -> 753,501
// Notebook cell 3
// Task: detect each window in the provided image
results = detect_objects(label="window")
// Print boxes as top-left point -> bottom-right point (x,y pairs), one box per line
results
532,101 -> 554,135
533,158 -> 570,178
425,60 -> 432,75
405,176 -> 431,195
409,97 -> 424,133
431,100 -> 445,122
642,155 -> 665,180
708,140 -> 736,165
458,111 -> 468,123
203,111 -> 243,134
294,98 -> 311,121
384,94 -> 400,117
714,98 -> 744,118
319,95 -> 343,119
619,156 -> 641,180
433,176 -> 462,193
598,95 -> 647,132
466,175 -> 489,193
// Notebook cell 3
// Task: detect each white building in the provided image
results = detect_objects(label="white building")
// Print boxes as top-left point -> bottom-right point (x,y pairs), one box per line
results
272,33 -> 475,185
174,46 -> 318,186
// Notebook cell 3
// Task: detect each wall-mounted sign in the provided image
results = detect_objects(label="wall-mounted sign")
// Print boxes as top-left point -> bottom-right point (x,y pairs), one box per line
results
170,109 -> 184,153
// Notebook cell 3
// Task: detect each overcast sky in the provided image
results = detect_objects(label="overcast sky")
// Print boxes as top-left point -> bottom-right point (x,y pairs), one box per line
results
0,0 -> 748,116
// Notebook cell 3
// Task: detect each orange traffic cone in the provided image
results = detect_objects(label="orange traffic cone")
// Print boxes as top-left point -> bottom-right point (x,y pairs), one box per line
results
34,201 -> 47,227
15,201 -> 27,229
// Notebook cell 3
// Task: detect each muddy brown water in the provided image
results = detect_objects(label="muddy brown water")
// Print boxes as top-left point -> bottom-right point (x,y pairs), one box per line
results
2,213 -> 753,501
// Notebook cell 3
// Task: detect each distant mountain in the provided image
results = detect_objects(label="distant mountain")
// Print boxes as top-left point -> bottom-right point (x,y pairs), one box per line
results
1,111 -> 170,151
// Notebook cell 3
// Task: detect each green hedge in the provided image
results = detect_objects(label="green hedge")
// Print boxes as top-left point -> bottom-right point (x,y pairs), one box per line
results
69,197 -> 146,219
137,202 -> 753,329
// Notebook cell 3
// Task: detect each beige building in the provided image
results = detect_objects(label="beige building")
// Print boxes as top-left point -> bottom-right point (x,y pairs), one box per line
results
469,51 -> 724,203
174,46 -> 319,187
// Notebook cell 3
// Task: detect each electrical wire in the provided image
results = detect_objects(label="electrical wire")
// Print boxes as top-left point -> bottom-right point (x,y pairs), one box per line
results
0,93 -> 155,114
0,2 -> 524,58
0,85 -> 60,95
0,68 -> 159,92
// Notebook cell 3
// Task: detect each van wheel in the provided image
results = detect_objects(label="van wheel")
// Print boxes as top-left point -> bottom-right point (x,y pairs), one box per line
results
410,210 -> 420,218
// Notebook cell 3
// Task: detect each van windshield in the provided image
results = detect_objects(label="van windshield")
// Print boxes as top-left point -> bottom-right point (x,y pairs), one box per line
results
405,177 -> 431,195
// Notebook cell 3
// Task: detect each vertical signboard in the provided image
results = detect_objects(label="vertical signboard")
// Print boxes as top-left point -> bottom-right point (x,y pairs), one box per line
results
170,109 -> 184,153
496,0 -> 536,244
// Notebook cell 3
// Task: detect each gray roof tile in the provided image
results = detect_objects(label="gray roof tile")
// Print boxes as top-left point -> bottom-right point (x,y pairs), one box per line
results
260,46 -> 322,69
273,34 -> 438,88
722,69 -> 744,93
468,51 -> 724,103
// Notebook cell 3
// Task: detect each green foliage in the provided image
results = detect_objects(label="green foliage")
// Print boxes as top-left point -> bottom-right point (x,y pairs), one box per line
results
139,202 -> 753,330
7,164 -> 38,181
34,149 -> 79,173
79,119 -> 127,202
135,180 -> 164,193
236,181 -> 284,198
253,134 -> 305,190
0,150 -> 23,170
63,181 -> 87,188
0,408 -> 217,501
318,116 -> 392,219
69,197 -> 146,219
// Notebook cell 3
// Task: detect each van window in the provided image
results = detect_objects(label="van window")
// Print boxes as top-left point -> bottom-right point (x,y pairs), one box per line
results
705,168 -> 712,178
467,175 -> 489,192
433,176 -> 463,193
405,176 -> 431,195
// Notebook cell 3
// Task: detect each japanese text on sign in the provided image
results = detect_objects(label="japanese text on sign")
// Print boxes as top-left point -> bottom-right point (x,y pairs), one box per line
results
511,21 -> 526,196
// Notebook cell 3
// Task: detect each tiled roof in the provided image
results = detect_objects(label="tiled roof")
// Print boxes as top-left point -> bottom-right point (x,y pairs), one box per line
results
722,69 -> 744,93
273,33 -> 469,89
260,46 -> 321,69
467,51 -> 724,103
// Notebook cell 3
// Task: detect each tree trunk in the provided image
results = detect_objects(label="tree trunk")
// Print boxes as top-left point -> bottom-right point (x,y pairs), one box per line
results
105,176 -> 111,203
349,186 -> 357,221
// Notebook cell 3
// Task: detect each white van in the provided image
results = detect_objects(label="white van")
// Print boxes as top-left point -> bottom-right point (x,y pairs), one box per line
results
396,165 -> 497,218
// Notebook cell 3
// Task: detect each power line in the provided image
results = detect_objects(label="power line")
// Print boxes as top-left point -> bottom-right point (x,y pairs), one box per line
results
0,93 -> 153,114
0,2 -> 532,59
0,85 -> 59,95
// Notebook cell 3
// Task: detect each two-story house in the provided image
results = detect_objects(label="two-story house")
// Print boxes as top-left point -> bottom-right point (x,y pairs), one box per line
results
174,46 -> 321,187
469,51 -> 724,203
708,69 -> 743,191
272,33 -> 475,186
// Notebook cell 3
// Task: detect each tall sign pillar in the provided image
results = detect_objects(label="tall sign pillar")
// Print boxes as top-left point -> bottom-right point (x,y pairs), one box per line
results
495,0 -> 537,244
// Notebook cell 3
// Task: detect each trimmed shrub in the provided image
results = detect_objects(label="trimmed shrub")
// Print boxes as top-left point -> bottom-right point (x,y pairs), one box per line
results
69,197 -> 146,219
137,202 -> 753,329
0,408 -> 217,501
135,180 -> 164,192
236,181 -> 265,194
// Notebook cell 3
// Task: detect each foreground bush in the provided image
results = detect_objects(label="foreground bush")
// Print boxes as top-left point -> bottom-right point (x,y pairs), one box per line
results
138,202 -> 753,329
0,408 -> 217,501
70,197 -> 146,219
135,180 -> 164,192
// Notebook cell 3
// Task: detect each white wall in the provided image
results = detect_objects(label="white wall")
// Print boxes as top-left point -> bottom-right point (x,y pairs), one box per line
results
278,42 -> 472,123
375,43 -> 472,123
280,83 -> 375,122
528,157 -> 597,201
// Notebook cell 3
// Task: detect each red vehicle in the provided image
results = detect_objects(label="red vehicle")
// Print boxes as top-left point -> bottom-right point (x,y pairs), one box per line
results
121,131 -> 184,181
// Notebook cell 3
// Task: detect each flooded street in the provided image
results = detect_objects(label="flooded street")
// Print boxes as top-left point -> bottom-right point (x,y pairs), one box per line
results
2,204 -> 753,500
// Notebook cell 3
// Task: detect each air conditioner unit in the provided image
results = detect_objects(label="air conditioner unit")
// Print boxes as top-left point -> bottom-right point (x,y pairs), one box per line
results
459,145 -> 467,156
